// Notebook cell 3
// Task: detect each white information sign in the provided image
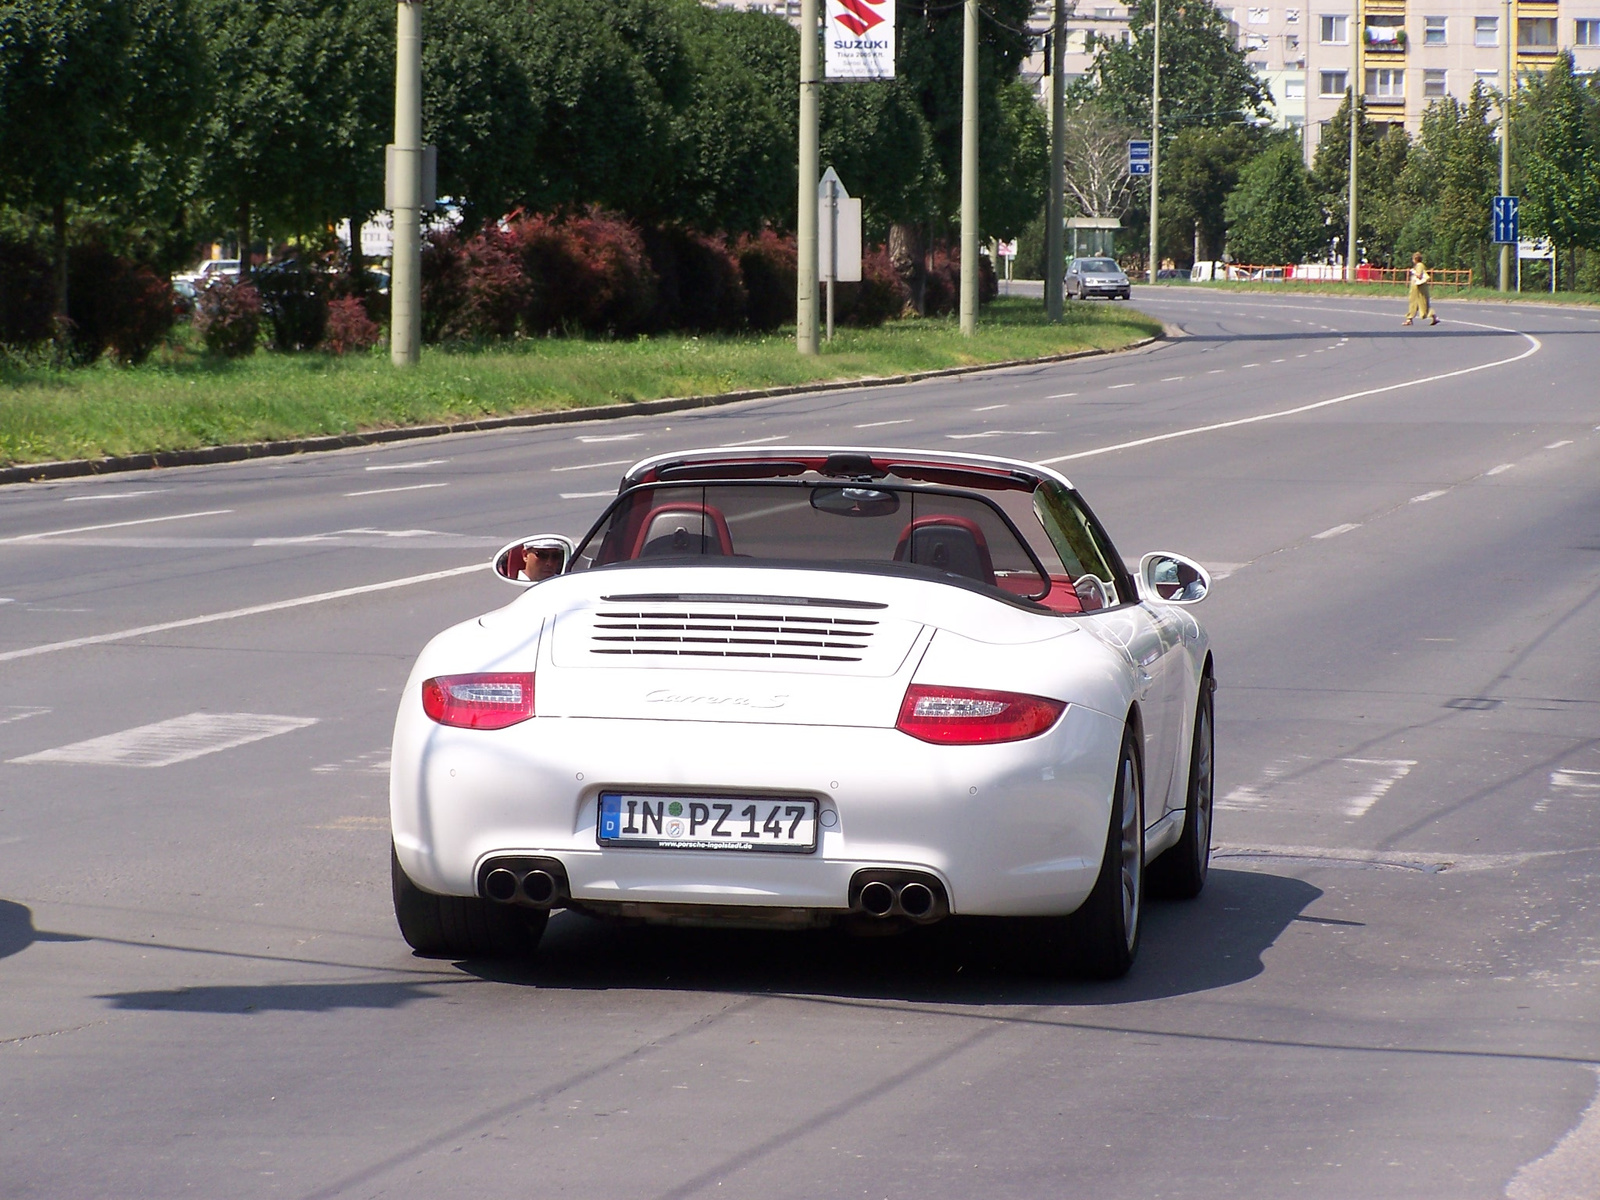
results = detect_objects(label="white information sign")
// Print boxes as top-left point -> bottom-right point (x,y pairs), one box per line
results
825,0 -> 895,79
817,168 -> 862,283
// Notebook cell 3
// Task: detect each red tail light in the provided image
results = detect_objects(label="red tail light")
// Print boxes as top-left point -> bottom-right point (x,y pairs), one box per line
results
421,673 -> 536,730
896,685 -> 1065,745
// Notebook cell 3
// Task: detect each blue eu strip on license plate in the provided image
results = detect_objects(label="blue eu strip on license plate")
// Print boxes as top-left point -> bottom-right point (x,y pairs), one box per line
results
598,793 -> 818,853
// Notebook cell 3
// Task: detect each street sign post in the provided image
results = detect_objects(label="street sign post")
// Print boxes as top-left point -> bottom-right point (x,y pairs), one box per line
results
1492,195 -> 1519,245
817,167 -> 862,342
1128,140 -> 1151,177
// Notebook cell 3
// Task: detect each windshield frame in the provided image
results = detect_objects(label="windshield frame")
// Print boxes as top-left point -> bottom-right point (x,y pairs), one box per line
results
570,479 -> 1058,601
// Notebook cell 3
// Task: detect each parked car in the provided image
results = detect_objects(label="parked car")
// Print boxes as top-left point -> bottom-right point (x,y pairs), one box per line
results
1065,258 -> 1131,301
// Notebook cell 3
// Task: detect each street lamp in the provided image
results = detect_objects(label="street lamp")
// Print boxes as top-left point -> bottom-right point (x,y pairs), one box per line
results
1148,0 -> 1161,285
1346,0 -> 1358,283
1499,0 -> 1512,292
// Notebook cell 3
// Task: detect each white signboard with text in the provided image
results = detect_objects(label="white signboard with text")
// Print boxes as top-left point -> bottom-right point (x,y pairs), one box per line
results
825,0 -> 895,79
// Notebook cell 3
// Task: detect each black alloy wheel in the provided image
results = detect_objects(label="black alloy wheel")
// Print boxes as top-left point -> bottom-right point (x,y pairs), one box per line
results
1148,672 -> 1215,900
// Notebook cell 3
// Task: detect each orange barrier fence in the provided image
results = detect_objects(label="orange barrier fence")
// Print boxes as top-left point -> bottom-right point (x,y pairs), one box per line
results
1208,263 -> 1473,289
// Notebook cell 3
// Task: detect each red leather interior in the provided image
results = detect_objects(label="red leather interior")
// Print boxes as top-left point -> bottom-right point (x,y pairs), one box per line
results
894,516 -> 995,584
628,503 -> 735,558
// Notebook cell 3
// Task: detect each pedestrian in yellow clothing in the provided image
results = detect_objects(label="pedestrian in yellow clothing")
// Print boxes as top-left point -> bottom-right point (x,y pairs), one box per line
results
1404,252 -> 1438,325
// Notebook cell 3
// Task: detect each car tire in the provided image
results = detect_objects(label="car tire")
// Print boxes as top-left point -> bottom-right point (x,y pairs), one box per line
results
1064,727 -> 1144,978
391,844 -> 548,958
1148,672 -> 1214,900
1016,727 -> 1144,979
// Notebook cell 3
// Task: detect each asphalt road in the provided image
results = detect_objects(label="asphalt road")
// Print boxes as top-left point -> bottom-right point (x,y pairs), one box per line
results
3,289 -> 1599,1199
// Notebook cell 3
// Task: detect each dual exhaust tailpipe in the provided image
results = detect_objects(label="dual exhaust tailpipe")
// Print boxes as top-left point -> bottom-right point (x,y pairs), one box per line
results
480,857 -> 569,910
849,870 -> 949,925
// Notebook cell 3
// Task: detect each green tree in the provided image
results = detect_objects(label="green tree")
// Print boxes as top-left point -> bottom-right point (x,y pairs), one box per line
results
1517,51 -> 1600,289
1084,0 -> 1269,130
1223,140 -> 1323,264
1395,84 -> 1497,275
1312,91 -> 1411,266
1159,124 -> 1261,263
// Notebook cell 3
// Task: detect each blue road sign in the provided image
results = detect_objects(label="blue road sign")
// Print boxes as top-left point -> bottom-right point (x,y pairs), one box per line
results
1128,139 -> 1151,177
1492,195 -> 1519,244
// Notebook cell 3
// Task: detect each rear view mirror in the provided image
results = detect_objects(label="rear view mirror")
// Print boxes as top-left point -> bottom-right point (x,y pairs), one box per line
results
810,486 -> 901,518
493,535 -> 575,586
1139,551 -> 1210,604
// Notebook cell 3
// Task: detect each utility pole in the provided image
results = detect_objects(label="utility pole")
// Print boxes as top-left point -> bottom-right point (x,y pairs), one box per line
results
390,0 -> 423,367
1346,1 -> 1359,283
1045,0 -> 1067,321
959,0 -> 980,335
1148,0 -> 1160,285
1499,0 -> 1512,292
797,0 -> 820,354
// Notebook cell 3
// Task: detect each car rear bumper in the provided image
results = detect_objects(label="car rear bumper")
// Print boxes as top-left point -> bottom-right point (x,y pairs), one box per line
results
390,705 -> 1124,918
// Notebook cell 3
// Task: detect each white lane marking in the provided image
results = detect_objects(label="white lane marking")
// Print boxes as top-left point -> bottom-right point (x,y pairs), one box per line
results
1486,463 -> 1515,476
315,815 -> 389,831
1108,383 -> 1137,390
1552,769 -> 1600,790
1410,489 -> 1449,503
560,490 -> 616,500
1296,353 -> 1308,358
946,430 -> 1048,440
364,458 -> 448,472
1505,1067 -> 1600,1200
550,458 -> 632,473
1242,363 -> 1260,369
0,510 -> 232,544
10,712 -> 317,768
1271,358 -> 1286,363
1040,327 -> 1542,467
1339,758 -> 1416,818
1313,523 -> 1360,539
344,482 -> 450,497
63,489 -> 169,502
576,433 -> 641,443
1207,369 -> 1224,374
972,403 -> 1008,411
1203,561 -> 1247,580
854,419 -> 914,428
720,435 -> 789,446
0,706 -> 50,726
1045,393 -> 1077,399
1220,756 -> 1416,820
0,598 -> 12,604
1160,376 -> 1186,382
313,749 -> 390,776
0,563 -> 486,664
1546,440 -> 1574,449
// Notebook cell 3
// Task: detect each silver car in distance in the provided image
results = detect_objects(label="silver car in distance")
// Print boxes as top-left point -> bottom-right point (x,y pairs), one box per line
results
390,448 -> 1215,978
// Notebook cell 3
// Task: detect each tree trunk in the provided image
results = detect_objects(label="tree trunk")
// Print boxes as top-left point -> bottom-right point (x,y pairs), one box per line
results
348,212 -> 366,291
236,199 -> 251,281
888,222 -> 925,317
52,198 -> 69,323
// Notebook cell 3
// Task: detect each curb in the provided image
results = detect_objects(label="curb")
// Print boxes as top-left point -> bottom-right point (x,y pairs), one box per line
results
0,334 -> 1162,487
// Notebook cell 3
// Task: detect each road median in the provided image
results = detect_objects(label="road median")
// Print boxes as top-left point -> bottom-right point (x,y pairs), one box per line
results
0,299 -> 1162,484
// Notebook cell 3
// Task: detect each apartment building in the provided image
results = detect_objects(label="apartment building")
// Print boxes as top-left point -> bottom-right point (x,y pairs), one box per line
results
1305,2 -> 1600,159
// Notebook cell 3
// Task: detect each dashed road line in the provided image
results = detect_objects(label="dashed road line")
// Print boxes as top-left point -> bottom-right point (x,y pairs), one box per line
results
576,433 -> 642,443
559,490 -> 616,500
364,459 -> 448,472
1313,523 -> 1361,539
344,483 -> 449,497
63,489 -> 169,502
1410,489 -> 1449,503
0,510 -> 233,544
1546,440 -> 1573,449
551,458 -> 633,473
972,403 -> 1008,411
1486,463 -> 1515,476
854,419 -> 914,428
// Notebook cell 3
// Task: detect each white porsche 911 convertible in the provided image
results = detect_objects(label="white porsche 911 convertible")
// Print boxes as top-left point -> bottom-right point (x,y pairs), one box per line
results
390,447 -> 1214,977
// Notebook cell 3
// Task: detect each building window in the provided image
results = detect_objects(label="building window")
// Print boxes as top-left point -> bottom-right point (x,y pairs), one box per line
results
1321,14 -> 1348,43
1286,7 -> 1300,22
1320,69 -> 1349,94
1248,7 -> 1271,24
1285,76 -> 1306,97
1424,16 -> 1446,45
1518,17 -> 1557,48
1475,68 -> 1500,87
1246,33 -> 1268,50
1365,67 -> 1404,97
1094,7 -> 1115,17
1287,33 -> 1300,49
1424,68 -> 1447,96
1578,19 -> 1600,45
1475,16 -> 1498,46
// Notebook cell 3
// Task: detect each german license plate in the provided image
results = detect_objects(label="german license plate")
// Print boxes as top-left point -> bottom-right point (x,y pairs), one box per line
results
597,793 -> 817,853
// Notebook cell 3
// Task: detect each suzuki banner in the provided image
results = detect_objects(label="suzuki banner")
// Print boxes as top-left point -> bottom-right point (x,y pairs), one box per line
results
825,0 -> 895,79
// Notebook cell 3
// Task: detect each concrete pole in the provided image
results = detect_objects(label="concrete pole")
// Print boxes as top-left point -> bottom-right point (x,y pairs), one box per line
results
1346,3 -> 1359,283
797,0 -> 820,355
390,1 -> 423,367
1045,0 -> 1067,321
1499,0 -> 1511,292
1148,0 -> 1160,284
959,0 -> 980,336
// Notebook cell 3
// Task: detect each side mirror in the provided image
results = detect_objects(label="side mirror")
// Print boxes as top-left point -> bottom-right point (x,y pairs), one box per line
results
1139,551 -> 1210,605
492,535 -> 575,586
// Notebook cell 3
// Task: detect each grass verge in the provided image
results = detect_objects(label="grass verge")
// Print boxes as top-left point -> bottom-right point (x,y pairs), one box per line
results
0,298 -> 1160,468
1166,279 -> 1600,306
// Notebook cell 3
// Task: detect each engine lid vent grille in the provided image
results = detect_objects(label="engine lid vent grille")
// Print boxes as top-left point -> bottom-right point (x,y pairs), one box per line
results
591,609 -> 878,662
